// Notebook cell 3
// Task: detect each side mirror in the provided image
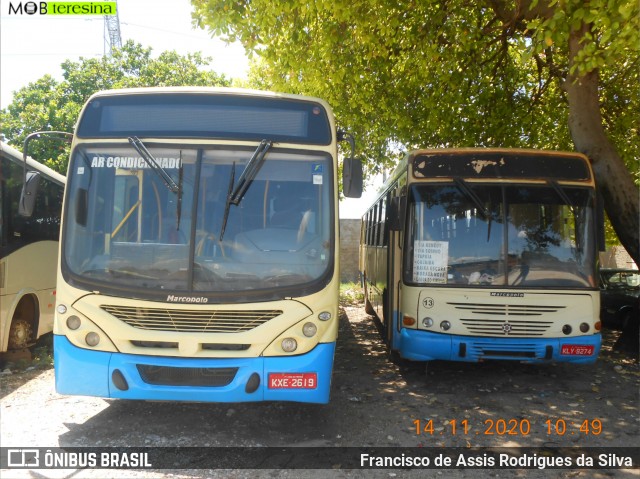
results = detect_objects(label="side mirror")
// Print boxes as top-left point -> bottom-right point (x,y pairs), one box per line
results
75,188 -> 89,227
389,196 -> 406,231
18,130 -> 73,217
18,171 -> 41,217
343,157 -> 363,198
337,129 -> 363,198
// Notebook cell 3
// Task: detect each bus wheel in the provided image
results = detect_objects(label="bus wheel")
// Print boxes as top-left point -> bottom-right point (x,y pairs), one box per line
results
8,318 -> 34,351
386,347 -> 406,366
364,297 -> 375,315
364,282 -> 375,315
385,327 -> 406,365
620,309 -> 633,330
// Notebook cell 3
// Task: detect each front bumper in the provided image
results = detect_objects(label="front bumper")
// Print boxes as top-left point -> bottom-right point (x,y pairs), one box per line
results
54,335 -> 335,403
398,329 -> 601,364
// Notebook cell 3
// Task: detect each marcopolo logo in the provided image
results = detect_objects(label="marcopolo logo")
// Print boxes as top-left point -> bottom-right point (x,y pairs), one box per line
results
8,2 -> 117,15
490,292 -> 525,297
166,295 -> 209,304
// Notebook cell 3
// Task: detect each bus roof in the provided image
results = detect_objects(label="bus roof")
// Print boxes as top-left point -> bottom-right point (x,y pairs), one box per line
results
368,147 -> 593,207
406,147 -> 588,160
84,86 -> 332,109
75,87 -> 335,144
1,141 -> 66,186
406,148 -> 591,182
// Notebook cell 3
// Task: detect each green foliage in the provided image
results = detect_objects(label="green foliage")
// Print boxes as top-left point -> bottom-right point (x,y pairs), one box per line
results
340,282 -> 364,305
0,41 -> 231,173
527,0 -> 639,76
191,0 -> 639,181
31,334 -> 54,369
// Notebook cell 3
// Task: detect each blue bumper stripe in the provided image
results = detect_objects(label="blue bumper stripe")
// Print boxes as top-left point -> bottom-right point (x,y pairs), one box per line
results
54,335 -> 334,403
398,329 -> 601,364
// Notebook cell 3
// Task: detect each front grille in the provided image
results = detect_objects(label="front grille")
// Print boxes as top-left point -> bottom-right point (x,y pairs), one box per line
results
448,302 -> 565,316
480,350 -> 536,358
460,318 -> 553,336
136,365 -> 238,387
130,341 -> 250,351
202,343 -> 251,351
467,341 -> 544,360
448,302 -> 560,337
131,340 -> 178,349
102,306 -> 282,332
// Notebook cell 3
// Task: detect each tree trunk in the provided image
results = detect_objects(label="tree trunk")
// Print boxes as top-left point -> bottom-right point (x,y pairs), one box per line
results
565,24 -> 639,266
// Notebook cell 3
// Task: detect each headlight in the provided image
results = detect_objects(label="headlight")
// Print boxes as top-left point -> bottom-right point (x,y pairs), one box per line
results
281,338 -> 297,352
66,315 -> 81,330
85,332 -> 100,347
302,322 -> 317,337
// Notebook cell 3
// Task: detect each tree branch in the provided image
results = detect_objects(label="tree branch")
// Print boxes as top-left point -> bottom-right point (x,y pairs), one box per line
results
565,22 -> 639,264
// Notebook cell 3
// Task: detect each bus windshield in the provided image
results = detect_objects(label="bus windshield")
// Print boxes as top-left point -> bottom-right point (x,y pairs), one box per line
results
63,144 -> 333,301
404,183 -> 596,288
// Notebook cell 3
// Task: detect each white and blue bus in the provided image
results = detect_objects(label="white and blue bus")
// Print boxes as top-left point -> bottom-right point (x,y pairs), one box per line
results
361,148 -> 602,364
46,87 -> 361,403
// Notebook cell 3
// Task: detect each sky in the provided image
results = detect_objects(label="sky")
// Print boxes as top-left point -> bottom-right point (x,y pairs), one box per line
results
0,0 -> 248,108
0,0 -> 377,217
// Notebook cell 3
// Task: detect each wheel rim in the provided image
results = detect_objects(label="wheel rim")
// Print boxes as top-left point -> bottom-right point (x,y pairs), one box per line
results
8,319 -> 34,350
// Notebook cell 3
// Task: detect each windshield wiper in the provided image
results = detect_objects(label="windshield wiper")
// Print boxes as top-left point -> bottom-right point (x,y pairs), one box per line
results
128,136 -> 180,194
219,140 -> 273,241
176,150 -> 184,230
229,140 -> 272,205
453,177 -> 489,219
548,179 -> 575,214
219,161 -> 236,241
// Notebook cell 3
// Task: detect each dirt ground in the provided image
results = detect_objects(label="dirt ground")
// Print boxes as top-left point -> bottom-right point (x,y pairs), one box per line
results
0,302 -> 638,478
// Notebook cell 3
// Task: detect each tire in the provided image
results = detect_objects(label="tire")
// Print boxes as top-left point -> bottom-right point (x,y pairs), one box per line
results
620,309 -> 633,330
385,317 -> 407,365
386,342 -> 408,366
8,318 -> 34,351
363,279 -> 375,315
364,297 -> 375,315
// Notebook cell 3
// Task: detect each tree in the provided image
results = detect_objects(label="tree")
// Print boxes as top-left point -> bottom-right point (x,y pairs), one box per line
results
1,41 -> 231,173
191,0 -> 639,264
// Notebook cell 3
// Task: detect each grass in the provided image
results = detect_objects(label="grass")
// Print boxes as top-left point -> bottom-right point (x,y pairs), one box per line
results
31,333 -> 54,368
340,281 -> 364,305
0,333 -> 53,371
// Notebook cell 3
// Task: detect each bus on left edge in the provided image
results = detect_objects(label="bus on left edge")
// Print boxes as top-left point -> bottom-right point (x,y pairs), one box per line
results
1,141 -> 65,356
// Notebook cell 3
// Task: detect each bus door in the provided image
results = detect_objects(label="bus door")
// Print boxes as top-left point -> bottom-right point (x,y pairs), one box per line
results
386,186 -> 405,347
